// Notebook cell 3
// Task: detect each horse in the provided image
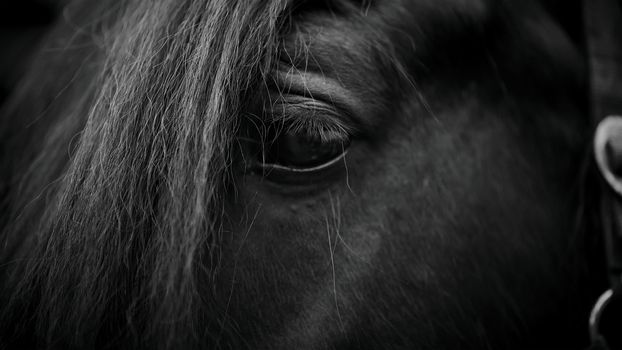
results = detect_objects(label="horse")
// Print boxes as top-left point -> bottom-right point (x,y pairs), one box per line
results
0,0 -> 618,348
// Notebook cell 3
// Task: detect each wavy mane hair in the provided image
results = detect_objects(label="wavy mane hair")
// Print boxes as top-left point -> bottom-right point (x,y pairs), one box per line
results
0,0 -> 289,347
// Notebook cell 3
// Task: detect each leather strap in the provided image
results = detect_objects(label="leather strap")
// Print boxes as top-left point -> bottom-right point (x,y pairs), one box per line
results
586,0 -> 622,124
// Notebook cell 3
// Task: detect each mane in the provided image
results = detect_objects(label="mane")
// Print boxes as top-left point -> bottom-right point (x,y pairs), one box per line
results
0,0 -> 289,348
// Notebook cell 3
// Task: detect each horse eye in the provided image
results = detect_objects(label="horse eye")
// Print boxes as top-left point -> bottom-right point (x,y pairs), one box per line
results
258,130 -> 349,172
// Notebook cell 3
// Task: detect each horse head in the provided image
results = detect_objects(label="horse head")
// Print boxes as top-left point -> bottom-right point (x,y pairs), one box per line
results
0,0 -> 618,349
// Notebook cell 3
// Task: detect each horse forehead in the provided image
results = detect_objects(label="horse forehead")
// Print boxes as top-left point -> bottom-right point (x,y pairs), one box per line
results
283,0 -> 490,50
280,0 -> 496,74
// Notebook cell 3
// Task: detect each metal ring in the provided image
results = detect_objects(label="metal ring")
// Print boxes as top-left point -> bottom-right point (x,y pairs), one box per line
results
589,288 -> 615,344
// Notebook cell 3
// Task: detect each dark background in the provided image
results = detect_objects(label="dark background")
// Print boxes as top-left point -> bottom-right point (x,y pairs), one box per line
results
0,1 -> 60,105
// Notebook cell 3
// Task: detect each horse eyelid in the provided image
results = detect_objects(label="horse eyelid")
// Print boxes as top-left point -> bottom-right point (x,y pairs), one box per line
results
267,98 -> 357,142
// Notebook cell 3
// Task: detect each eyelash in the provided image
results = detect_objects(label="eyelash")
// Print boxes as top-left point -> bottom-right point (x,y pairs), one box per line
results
267,100 -> 355,143
271,117 -> 350,144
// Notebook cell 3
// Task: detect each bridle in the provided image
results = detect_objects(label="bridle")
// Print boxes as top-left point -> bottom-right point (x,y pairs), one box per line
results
586,0 -> 622,348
